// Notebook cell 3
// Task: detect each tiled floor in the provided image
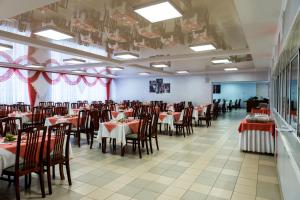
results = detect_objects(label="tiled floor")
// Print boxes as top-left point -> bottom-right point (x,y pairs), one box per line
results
0,110 -> 282,200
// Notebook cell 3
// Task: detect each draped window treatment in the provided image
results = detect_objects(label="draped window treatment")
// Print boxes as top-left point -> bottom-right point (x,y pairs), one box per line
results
0,26 -> 111,105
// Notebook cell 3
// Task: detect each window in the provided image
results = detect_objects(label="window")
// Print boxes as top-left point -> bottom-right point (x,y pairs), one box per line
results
213,84 -> 221,94
286,64 -> 291,122
290,54 -> 298,133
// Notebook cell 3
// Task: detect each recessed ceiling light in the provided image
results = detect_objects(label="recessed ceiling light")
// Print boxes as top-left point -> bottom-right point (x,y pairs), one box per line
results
34,28 -> 73,40
134,1 -> 182,23
26,64 -> 43,68
189,44 -> 216,52
211,58 -> 232,64
0,43 -> 13,51
63,58 -> 86,65
224,68 -> 238,71
108,67 -> 124,71
72,70 -> 85,73
114,52 -> 139,60
139,72 -> 150,75
176,70 -> 189,74
150,62 -> 170,68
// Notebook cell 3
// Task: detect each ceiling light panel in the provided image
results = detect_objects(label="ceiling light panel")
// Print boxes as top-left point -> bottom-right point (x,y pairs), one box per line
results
134,1 -> 182,23
34,28 -> 73,40
0,43 -> 13,51
224,68 -> 238,71
189,44 -> 216,52
114,52 -> 139,60
211,58 -> 232,64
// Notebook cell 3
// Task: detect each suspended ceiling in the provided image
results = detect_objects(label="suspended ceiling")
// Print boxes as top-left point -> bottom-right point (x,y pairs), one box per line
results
0,0 -> 282,77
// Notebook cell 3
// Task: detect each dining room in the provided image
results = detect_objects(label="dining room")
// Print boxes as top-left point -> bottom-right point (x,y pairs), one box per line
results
0,0 -> 295,200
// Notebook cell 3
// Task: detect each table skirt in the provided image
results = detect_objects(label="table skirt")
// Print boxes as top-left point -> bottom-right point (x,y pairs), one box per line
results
239,130 -> 274,154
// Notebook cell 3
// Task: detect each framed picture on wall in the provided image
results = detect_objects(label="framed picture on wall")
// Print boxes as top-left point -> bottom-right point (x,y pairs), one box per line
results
149,81 -> 157,93
164,83 -> 170,93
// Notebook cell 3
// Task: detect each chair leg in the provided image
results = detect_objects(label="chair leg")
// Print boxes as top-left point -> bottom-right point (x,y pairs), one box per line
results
86,131 -> 90,145
59,164 -> 65,180
14,176 -> 20,200
138,140 -> 142,159
145,139 -> 149,155
47,165 -> 52,194
155,136 -> 159,150
149,136 -> 153,154
102,138 -> 107,153
52,165 -> 55,179
66,161 -> 72,186
39,170 -> 46,198
90,131 -> 94,149
77,131 -> 81,147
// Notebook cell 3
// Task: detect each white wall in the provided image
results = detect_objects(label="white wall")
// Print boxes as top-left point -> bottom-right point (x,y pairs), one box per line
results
111,71 -> 269,106
256,83 -> 269,98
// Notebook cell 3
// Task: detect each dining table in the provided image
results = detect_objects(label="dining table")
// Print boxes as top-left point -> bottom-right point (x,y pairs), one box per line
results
44,115 -> 79,127
158,112 -> 181,132
8,111 -> 38,123
238,117 -> 275,154
97,119 -> 140,154
111,109 -> 134,120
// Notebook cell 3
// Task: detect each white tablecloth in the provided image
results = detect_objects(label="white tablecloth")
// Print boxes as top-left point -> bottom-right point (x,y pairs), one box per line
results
239,130 -> 274,154
97,122 -> 137,145
158,114 -> 176,130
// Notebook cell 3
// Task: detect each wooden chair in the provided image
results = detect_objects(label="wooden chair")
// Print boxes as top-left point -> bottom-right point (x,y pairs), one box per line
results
198,104 -> 212,127
0,126 -> 47,200
39,102 -> 46,107
54,106 -> 68,116
174,108 -> 189,137
44,123 -> 72,194
149,112 -> 159,153
71,110 -> 89,147
125,114 -> 150,158
23,106 -> 43,128
41,107 -> 54,124
55,102 -> 62,107
71,103 -> 78,109
47,102 -> 54,107
0,117 -> 22,136
88,110 -> 100,149
0,104 -> 8,118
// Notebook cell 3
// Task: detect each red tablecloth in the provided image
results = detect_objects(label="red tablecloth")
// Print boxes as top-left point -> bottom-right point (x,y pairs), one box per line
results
238,119 -> 275,136
46,116 -> 78,127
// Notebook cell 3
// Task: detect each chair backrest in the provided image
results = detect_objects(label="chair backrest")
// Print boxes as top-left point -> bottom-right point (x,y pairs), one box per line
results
47,123 -> 71,163
77,110 -> 88,130
0,117 -> 22,136
55,102 -> 62,107
15,126 -> 47,173
54,106 -> 68,116
39,102 -> 46,107
32,106 -> 42,124
71,103 -> 78,109
47,101 -> 54,106
100,109 -> 111,122
150,112 -> 159,137
137,114 -> 150,140
206,104 -> 212,117
89,110 -> 100,131
42,107 -> 54,123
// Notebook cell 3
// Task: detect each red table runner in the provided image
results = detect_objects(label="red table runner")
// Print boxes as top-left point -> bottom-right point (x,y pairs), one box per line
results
238,119 -> 275,136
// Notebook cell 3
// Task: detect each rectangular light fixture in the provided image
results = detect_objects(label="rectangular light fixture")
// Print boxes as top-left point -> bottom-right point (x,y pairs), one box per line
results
108,67 -> 124,71
63,58 -> 86,65
224,68 -> 238,71
114,52 -> 139,60
34,27 -> 73,40
150,62 -> 170,68
134,1 -> 182,23
176,70 -> 189,74
139,72 -> 150,75
72,70 -> 85,73
211,58 -> 232,64
26,64 -> 43,68
189,44 -> 216,52
0,43 -> 13,51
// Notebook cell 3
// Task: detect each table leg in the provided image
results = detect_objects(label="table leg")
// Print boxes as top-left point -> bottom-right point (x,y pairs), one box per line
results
121,143 -> 125,156
102,137 -> 107,153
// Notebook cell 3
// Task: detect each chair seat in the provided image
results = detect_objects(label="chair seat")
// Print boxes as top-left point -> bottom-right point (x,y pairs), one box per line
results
174,121 -> 183,125
126,134 -> 138,140
3,163 -> 38,174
